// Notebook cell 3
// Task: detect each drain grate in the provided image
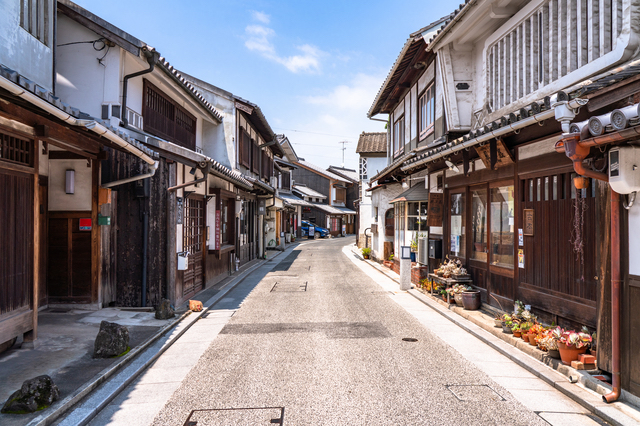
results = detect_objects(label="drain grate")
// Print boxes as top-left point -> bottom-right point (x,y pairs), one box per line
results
402,337 -> 418,342
446,384 -> 505,402
271,281 -> 308,292
184,407 -> 285,425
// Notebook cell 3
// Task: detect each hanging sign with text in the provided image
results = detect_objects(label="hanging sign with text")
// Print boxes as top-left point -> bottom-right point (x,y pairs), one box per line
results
215,210 -> 221,250
427,193 -> 444,227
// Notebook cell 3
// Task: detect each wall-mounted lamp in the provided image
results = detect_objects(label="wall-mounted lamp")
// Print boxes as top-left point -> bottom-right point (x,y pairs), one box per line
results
65,169 -> 75,194
400,245 -> 411,260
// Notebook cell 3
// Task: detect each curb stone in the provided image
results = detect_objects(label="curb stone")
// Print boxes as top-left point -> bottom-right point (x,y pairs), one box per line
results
27,246 -> 295,426
349,244 -> 640,426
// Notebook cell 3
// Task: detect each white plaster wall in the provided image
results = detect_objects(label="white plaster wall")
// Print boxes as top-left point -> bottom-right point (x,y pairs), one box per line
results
56,14 -> 117,118
49,159 -> 92,211
0,0 -> 54,91
410,85 -> 417,141
370,183 -> 402,259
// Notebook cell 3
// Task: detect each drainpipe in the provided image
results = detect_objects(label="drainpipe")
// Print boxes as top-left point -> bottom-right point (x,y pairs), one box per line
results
556,130 -> 621,403
605,189 -> 622,403
168,162 -> 212,192
121,48 -> 160,127
102,161 -> 159,188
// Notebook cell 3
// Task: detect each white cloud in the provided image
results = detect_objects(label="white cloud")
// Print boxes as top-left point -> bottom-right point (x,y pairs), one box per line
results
305,73 -> 383,112
244,25 -> 323,73
251,11 -> 270,24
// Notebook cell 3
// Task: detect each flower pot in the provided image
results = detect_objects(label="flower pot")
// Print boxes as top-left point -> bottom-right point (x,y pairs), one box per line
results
493,319 -> 502,328
461,290 -> 481,310
547,349 -> 561,359
501,324 -> 512,334
513,331 -> 522,338
528,334 -> 538,346
522,334 -> 530,342
557,342 -> 588,366
454,293 -> 464,306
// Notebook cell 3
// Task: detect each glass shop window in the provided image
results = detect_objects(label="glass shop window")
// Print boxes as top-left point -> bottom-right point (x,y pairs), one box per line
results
407,201 -> 428,232
450,193 -> 465,258
471,188 -> 488,262
490,185 -> 515,268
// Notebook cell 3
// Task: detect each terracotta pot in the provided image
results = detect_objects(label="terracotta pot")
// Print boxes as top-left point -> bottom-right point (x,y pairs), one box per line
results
461,290 -> 481,310
528,334 -> 538,346
557,342 -> 588,366
522,334 -> 530,342
513,331 -> 522,338
547,349 -> 561,359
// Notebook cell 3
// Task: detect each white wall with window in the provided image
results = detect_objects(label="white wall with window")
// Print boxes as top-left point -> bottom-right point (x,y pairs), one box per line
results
0,0 -> 55,90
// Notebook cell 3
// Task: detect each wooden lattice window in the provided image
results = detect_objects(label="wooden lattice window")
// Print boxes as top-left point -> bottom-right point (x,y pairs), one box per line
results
239,129 -> 251,168
252,139 -> 260,173
281,172 -> 291,190
143,79 -> 196,150
0,131 -> 33,167
261,150 -> 273,179
183,197 -> 203,254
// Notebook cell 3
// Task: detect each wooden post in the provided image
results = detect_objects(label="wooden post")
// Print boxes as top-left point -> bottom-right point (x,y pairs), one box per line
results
24,139 -> 41,347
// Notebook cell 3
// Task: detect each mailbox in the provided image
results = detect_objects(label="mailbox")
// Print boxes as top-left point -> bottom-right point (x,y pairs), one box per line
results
428,239 -> 442,259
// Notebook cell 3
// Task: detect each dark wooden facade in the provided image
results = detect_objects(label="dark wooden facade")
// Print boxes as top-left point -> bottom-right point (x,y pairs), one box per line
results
101,148 -> 170,307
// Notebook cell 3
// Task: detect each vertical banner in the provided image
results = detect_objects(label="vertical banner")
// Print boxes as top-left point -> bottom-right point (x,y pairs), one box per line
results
215,210 -> 221,250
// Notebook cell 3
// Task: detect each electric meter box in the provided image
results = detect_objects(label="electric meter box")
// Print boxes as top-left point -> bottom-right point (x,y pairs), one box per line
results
609,146 -> 640,194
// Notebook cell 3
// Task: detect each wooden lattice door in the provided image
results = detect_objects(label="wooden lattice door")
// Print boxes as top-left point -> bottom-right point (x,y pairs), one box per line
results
182,196 -> 204,297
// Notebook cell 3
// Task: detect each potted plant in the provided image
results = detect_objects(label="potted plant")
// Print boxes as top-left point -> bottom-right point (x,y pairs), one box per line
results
557,328 -> 592,366
461,288 -> 481,310
493,313 -> 503,328
511,323 -> 522,338
520,322 -> 533,341
451,284 -> 467,306
361,247 -> 371,259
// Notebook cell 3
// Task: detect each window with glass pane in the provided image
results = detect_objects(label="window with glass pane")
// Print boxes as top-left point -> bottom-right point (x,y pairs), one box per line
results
394,116 -> 405,157
419,83 -> 435,138
471,188 -> 488,262
407,201 -> 429,233
450,193 -> 465,258
490,185 -> 514,268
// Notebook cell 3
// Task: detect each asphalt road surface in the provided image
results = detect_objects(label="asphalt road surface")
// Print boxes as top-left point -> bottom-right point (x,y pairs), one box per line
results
147,237 -> 564,426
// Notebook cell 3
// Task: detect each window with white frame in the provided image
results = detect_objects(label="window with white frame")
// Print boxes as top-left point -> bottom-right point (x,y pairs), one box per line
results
419,83 -> 435,138
359,157 -> 367,180
19,0 -> 50,46
393,115 -> 405,157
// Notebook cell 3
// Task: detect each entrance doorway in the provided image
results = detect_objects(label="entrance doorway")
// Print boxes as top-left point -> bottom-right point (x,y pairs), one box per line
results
182,196 -> 204,297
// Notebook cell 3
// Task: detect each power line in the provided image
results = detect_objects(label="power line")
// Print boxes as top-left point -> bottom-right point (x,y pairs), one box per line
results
273,127 -> 357,140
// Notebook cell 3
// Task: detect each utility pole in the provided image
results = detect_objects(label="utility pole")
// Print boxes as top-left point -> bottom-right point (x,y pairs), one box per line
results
339,141 -> 350,167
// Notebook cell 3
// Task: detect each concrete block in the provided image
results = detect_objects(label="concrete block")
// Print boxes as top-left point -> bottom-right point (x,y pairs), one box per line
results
571,361 -> 585,370
578,354 -> 595,364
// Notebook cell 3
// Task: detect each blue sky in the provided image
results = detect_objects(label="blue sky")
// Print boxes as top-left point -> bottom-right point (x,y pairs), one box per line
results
74,0 -> 461,170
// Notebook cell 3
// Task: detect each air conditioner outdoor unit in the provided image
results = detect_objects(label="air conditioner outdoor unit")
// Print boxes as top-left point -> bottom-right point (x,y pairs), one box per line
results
609,146 -> 640,194
418,237 -> 429,266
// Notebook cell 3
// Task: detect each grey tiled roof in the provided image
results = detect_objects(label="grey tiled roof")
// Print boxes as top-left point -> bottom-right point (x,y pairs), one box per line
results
293,184 -> 326,199
327,166 -> 358,183
296,160 -> 345,181
356,132 -> 387,154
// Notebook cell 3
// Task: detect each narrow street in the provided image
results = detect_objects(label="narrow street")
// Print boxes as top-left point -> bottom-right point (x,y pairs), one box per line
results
84,237 -> 606,426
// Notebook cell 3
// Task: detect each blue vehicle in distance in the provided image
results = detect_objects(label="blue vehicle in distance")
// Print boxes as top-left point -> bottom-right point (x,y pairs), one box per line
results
301,220 -> 330,238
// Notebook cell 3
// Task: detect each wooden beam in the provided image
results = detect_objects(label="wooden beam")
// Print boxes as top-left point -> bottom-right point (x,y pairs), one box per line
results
49,151 -> 93,160
462,149 -> 470,176
490,139 -> 498,170
0,101 -> 103,154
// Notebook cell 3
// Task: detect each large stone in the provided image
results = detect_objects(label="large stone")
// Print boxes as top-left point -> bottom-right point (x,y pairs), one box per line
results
93,321 -> 129,358
155,298 -> 175,320
1,375 -> 59,414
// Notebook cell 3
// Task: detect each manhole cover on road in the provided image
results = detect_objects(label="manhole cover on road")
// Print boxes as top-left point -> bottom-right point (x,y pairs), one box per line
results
446,385 -> 505,402
184,407 -> 285,425
271,281 -> 308,292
